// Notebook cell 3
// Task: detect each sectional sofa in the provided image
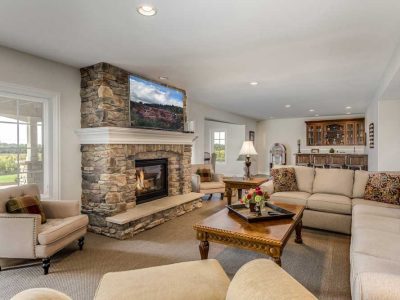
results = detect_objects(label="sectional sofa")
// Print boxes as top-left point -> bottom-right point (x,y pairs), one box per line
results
262,166 -> 400,299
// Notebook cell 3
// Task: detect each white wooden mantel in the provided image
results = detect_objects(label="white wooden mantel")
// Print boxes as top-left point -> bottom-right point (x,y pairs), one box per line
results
75,127 -> 196,145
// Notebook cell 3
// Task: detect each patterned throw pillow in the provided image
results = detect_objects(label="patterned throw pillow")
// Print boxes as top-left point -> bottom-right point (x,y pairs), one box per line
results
364,174 -> 400,205
271,168 -> 299,193
6,195 -> 47,224
196,168 -> 213,182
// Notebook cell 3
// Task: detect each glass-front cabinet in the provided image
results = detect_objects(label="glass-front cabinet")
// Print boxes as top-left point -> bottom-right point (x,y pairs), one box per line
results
306,118 -> 365,146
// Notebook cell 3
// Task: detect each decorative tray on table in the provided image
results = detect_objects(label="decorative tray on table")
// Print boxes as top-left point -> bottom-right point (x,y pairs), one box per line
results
226,202 -> 295,223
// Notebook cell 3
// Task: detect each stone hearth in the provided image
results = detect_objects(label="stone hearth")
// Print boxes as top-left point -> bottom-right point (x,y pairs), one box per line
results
77,62 -> 201,239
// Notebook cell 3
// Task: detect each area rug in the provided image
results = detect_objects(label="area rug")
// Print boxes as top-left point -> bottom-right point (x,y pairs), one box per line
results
0,197 -> 351,299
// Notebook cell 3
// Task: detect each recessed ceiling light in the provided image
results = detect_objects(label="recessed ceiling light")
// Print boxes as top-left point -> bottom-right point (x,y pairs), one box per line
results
346,112 -> 351,115
137,5 -> 157,16
309,109 -> 315,112
159,76 -> 168,80
315,114 -> 319,117
249,81 -> 258,86
346,106 -> 352,109
285,104 -> 291,108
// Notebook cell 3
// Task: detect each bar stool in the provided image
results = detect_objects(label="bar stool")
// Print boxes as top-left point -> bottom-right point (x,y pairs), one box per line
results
328,155 -> 346,169
296,154 -> 311,167
347,155 -> 366,170
312,155 -> 327,168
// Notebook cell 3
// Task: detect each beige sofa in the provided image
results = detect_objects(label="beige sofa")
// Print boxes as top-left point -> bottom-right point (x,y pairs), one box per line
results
0,184 -> 89,274
260,166 -> 395,234
191,164 -> 225,200
12,259 -> 316,299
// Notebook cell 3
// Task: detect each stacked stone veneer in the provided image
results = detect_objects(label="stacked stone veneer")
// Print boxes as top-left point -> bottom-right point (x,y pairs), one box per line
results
81,144 -> 195,239
80,62 -> 200,239
80,62 -> 129,128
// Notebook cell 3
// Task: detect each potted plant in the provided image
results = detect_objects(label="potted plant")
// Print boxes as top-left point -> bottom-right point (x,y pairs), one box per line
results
240,187 -> 267,215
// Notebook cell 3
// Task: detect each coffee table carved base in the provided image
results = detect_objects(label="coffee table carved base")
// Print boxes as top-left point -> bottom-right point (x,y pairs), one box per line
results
196,231 -> 283,265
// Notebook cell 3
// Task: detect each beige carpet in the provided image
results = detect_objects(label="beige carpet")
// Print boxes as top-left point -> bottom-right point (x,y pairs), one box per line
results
0,197 -> 351,300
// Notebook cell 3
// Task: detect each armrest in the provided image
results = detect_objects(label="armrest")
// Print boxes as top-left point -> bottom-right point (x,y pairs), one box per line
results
260,180 -> 274,196
213,173 -> 224,182
0,213 -> 40,259
226,259 -> 316,300
191,174 -> 200,193
41,200 -> 80,219
354,272 -> 400,300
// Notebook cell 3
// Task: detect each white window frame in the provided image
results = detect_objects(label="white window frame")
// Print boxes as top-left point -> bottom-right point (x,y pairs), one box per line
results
210,129 -> 227,164
0,81 -> 60,199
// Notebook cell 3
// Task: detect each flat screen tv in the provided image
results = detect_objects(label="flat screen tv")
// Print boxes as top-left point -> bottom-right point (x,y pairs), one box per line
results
129,75 -> 186,131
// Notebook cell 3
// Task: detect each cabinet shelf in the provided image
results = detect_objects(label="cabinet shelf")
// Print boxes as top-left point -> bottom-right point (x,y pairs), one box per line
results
305,118 -> 365,146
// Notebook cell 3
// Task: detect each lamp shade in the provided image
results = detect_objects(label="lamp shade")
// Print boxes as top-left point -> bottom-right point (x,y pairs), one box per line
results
239,141 -> 258,156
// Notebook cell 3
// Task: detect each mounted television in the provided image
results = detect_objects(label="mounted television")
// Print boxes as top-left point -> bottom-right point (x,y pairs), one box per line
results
129,75 -> 186,131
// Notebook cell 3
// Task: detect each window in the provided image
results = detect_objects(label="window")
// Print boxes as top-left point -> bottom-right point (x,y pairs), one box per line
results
0,97 -> 45,192
212,131 -> 226,163
0,83 -> 59,199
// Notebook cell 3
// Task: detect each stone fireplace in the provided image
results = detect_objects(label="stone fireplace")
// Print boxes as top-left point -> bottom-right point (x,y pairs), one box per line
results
76,63 -> 202,239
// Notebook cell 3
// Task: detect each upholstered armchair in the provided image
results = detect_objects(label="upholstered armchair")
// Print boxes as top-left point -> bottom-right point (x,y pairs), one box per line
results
0,184 -> 89,274
191,164 -> 225,200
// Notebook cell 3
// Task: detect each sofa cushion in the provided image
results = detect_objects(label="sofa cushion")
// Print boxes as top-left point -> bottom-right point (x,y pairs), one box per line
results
352,214 -> 400,234
226,259 -> 316,300
200,181 -> 224,190
294,166 -> 314,193
352,228 -> 400,263
307,193 -> 352,214
352,204 -> 400,219
364,173 -> 400,205
270,191 -> 310,206
312,168 -> 354,197
352,272 -> 400,300
6,195 -> 46,224
38,215 -> 89,245
271,167 -> 298,192
11,288 -> 72,300
352,198 -> 400,210
94,259 -> 230,300
353,170 -> 369,199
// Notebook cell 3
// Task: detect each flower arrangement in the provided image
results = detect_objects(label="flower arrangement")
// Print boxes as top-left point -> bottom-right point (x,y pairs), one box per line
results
240,187 -> 268,214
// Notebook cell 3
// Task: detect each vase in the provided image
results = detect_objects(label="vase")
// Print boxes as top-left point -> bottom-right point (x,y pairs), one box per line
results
249,202 -> 257,212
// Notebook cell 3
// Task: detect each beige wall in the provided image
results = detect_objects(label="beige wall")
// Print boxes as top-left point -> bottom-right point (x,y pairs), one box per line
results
187,100 -> 257,169
0,46 -> 81,199
378,100 -> 400,171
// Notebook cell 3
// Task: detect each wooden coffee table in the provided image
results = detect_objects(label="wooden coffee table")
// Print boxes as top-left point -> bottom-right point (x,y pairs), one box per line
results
223,177 -> 269,205
193,202 -> 305,266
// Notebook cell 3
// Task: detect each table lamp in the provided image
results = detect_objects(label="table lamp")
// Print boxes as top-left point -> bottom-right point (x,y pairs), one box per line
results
239,141 -> 258,179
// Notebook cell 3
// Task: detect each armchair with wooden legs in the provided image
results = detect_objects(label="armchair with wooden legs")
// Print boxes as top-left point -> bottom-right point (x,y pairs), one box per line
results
0,184 -> 88,274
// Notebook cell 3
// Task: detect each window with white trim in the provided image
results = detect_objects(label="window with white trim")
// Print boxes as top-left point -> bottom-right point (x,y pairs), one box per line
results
212,131 -> 226,163
0,96 -> 48,196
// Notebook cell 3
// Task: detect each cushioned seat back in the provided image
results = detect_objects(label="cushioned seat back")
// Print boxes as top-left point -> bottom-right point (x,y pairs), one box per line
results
293,166 -> 315,193
0,184 -> 40,213
313,168 -> 354,197
353,170 -> 370,198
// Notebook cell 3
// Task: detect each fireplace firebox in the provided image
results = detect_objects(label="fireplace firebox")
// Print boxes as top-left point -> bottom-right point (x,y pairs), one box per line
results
135,158 -> 168,204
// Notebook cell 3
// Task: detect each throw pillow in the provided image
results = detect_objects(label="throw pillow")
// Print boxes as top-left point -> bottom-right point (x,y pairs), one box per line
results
196,168 -> 213,182
6,195 -> 47,224
271,167 -> 299,193
364,173 -> 400,205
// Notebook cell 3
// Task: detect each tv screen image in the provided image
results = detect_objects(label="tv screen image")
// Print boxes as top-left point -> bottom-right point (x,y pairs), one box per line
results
129,75 -> 186,131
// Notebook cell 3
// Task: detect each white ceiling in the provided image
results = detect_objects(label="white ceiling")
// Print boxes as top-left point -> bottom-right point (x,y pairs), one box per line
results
1,0 -> 400,120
